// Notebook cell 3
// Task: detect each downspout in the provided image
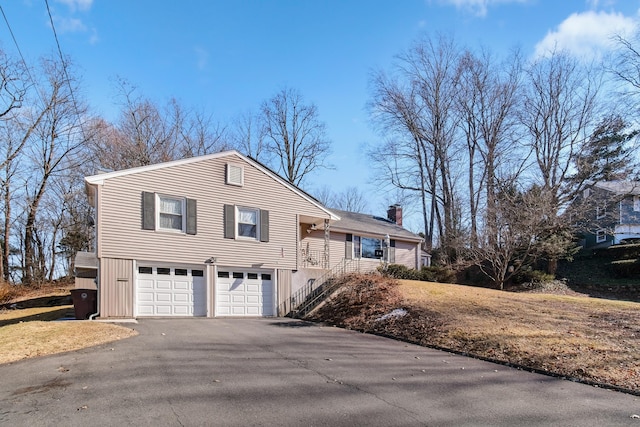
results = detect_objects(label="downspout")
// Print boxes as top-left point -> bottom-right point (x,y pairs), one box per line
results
88,181 -> 100,320
88,281 -> 99,320
89,264 -> 100,320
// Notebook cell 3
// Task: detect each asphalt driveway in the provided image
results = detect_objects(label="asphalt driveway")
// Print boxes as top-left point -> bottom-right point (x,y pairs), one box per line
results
0,318 -> 638,426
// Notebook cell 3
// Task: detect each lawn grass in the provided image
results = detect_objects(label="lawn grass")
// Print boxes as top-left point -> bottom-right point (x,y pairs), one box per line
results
0,300 -> 137,365
308,274 -> 640,393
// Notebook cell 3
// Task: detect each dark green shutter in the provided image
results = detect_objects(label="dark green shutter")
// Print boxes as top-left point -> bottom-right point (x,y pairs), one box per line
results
224,204 -> 235,239
345,233 -> 353,259
260,210 -> 269,242
142,192 -> 155,230
186,198 -> 197,235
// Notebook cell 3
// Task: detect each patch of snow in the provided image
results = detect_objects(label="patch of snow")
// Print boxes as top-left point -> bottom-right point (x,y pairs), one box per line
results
376,308 -> 408,322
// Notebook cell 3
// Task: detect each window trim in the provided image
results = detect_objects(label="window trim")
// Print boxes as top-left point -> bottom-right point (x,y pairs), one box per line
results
236,206 -> 260,240
596,204 -> 606,220
352,235 -> 385,260
634,195 -> 640,212
596,229 -> 607,243
156,194 -> 186,233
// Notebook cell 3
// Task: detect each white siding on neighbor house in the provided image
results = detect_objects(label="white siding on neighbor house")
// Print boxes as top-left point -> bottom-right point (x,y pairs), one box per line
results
95,155 -> 331,271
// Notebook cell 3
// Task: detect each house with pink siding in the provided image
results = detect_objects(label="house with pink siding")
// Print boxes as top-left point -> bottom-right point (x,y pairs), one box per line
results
76,150 -> 423,319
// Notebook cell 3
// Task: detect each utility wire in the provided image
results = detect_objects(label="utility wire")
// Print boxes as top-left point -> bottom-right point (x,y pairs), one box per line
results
44,0 -> 88,143
0,4 -> 46,107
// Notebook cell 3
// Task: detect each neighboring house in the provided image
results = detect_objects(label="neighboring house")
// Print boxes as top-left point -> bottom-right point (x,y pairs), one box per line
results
75,150 -> 423,319
572,181 -> 640,248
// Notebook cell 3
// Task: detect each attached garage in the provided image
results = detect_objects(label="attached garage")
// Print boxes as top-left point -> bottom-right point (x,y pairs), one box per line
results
215,269 -> 274,316
136,265 -> 207,316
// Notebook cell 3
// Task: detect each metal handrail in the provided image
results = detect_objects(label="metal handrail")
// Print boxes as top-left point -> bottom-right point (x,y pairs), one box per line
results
287,258 -> 360,317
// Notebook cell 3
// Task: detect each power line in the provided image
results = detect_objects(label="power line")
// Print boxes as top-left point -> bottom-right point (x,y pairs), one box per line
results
0,4 -> 46,107
44,0 -> 88,143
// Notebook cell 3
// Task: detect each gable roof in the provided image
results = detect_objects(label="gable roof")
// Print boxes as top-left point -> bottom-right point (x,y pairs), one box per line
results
85,150 -> 339,220
593,181 -> 640,196
328,209 -> 423,243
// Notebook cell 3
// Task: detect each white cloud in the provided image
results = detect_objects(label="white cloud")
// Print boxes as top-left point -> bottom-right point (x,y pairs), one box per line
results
534,10 -> 638,60
194,47 -> 209,71
439,0 -> 528,17
55,0 -> 93,12
55,16 -> 87,33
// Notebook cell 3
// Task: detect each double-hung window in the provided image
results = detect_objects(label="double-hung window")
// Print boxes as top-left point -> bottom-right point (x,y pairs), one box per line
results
223,204 -> 269,242
634,196 -> 640,212
158,195 -> 185,232
237,207 -> 258,239
141,191 -> 196,235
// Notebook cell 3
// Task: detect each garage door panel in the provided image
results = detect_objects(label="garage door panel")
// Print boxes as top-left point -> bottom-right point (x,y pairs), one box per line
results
231,306 -> 247,315
156,280 -> 172,290
173,293 -> 190,303
173,281 -> 190,291
173,305 -> 191,316
136,266 -> 206,317
216,269 -> 274,317
246,307 -> 260,315
138,279 -> 154,290
246,284 -> 260,292
138,291 -> 154,302
155,305 -> 173,315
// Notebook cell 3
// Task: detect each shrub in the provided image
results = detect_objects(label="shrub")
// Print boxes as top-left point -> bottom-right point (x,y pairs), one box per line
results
608,259 -> 640,278
380,264 -> 455,283
512,268 -> 555,285
0,282 -> 19,305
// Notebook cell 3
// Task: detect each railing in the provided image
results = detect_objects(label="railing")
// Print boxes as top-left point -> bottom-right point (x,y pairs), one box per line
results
287,258 -> 361,318
299,247 -> 324,268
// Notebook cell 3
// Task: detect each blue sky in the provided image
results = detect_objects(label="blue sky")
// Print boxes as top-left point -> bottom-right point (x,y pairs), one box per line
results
2,0 -> 640,231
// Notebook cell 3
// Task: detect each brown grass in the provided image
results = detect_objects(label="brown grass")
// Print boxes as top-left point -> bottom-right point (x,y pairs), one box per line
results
308,275 -> 640,393
0,288 -> 137,365
0,281 -> 74,306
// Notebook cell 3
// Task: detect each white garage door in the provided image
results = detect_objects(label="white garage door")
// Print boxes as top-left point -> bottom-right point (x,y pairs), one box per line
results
216,270 -> 274,316
137,265 -> 207,316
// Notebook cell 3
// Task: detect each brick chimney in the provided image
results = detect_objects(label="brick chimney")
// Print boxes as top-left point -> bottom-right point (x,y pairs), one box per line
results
387,204 -> 402,226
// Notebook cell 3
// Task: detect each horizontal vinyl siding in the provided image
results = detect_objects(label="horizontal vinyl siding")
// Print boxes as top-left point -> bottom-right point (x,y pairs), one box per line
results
394,241 -> 419,269
100,258 -> 134,318
98,156 -> 330,270
302,231 -> 418,270
277,269 -> 292,316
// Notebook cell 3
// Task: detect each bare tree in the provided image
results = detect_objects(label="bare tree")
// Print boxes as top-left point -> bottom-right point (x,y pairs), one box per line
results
169,99 -> 229,158
472,184 -> 556,289
456,48 -> 523,249
609,32 -> 640,111
231,110 -> 267,162
312,184 -> 336,207
0,49 -> 30,282
521,49 -> 600,203
21,56 -> 90,285
517,50 -> 601,274
261,87 -> 332,186
333,186 -> 369,213
369,34 -> 462,256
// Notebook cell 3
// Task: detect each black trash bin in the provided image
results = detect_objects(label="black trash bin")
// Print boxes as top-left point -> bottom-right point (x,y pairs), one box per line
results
70,289 -> 97,320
